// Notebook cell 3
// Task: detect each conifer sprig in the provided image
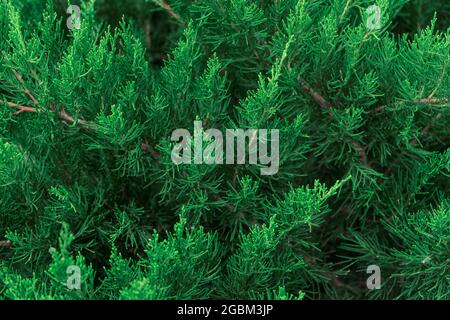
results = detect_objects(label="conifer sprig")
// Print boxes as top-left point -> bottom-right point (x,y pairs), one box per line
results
0,0 -> 448,300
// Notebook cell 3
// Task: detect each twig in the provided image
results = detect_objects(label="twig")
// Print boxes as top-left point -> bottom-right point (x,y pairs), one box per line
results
141,140 -> 161,159
152,0 -> 186,26
299,77 -> 330,109
12,69 -> 39,105
351,141 -> 368,164
51,104 -> 91,128
5,70 -> 159,156
375,98 -> 449,113
5,69 -> 93,129
2,99 -> 94,129
4,99 -> 158,155
299,77 -> 370,165
0,240 -> 12,248
0,100 -> 38,114
340,0 -> 352,22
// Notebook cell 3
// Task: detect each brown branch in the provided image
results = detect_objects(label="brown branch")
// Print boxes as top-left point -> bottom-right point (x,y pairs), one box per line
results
12,69 -> 39,105
4,99 -> 157,155
299,77 -> 370,166
141,140 -> 161,159
55,105 -> 95,129
299,77 -> 330,109
152,0 -> 186,26
57,107 -> 75,123
4,69 -> 92,129
340,0 -> 352,21
5,69 -> 157,158
351,141 -> 368,164
0,100 -> 38,114
375,98 -> 449,113
2,98 -> 95,132
0,240 -> 12,248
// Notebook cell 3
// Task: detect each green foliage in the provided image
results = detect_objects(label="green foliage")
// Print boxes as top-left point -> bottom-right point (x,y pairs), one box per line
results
1,224 -> 95,299
114,212 -> 222,299
0,0 -> 448,300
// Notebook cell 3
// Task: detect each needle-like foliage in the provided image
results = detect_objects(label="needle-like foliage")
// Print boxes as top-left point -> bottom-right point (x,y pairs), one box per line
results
0,0 -> 448,300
